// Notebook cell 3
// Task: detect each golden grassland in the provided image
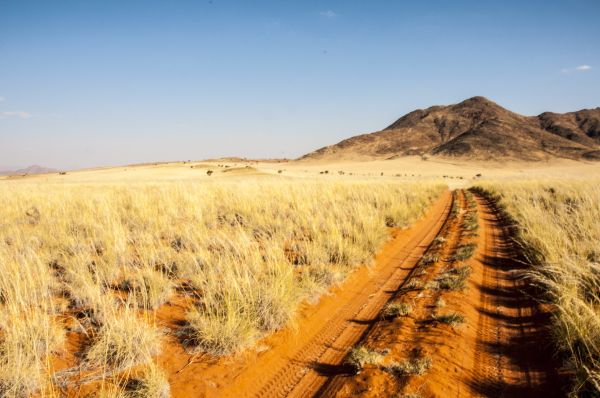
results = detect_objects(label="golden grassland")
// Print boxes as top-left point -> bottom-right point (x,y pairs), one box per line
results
0,177 -> 444,397
475,180 -> 600,396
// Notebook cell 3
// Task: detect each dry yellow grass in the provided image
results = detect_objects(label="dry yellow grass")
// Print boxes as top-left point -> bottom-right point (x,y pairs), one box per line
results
0,177 -> 444,396
475,180 -> 600,396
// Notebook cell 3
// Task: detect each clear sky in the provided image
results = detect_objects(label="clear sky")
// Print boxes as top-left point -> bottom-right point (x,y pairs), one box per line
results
1,0 -> 599,169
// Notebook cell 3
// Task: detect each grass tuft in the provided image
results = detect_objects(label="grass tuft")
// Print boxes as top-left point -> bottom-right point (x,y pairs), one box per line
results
125,363 -> 171,398
453,243 -> 477,261
381,302 -> 413,319
85,306 -> 163,372
345,346 -> 385,372
432,311 -> 465,327
386,357 -> 432,377
436,265 -> 472,291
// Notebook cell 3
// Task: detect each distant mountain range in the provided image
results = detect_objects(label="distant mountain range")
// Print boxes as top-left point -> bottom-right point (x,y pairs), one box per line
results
0,165 -> 59,176
301,96 -> 600,161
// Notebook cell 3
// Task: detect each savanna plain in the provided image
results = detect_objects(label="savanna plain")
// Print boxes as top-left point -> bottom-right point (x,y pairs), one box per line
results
0,158 -> 599,398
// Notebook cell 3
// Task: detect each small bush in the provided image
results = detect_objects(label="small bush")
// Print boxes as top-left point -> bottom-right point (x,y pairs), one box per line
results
432,312 -> 465,327
386,357 -> 432,376
125,363 -> 171,398
463,212 -> 478,231
345,346 -> 385,372
85,308 -> 163,372
419,253 -> 440,267
185,307 -> 259,356
381,302 -> 412,319
121,268 -> 173,309
385,216 -> 396,227
404,278 -> 424,291
437,265 -> 472,291
425,280 -> 440,290
454,243 -> 477,261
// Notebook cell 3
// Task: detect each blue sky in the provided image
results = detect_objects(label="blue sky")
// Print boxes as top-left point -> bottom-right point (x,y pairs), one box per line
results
1,0 -> 599,169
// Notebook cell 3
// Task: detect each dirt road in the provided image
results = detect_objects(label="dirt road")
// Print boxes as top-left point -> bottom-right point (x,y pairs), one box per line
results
325,191 -> 563,398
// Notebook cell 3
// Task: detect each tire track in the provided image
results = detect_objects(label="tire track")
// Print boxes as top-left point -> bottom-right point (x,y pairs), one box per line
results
470,193 -> 562,397
318,189 -> 469,397
318,191 -> 564,398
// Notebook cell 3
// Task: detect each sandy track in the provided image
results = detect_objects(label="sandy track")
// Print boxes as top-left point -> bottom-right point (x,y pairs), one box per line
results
318,191 -> 563,398
196,191 -> 455,398
323,189 -> 470,398
470,194 -> 563,397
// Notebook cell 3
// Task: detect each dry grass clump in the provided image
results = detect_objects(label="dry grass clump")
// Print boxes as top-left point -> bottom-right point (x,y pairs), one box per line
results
418,253 -> 440,268
119,268 -> 173,310
381,302 -> 413,319
432,312 -> 465,327
436,265 -> 472,291
85,305 -> 163,373
125,363 -> 171,398
453,243 -> 477,261
345,346 -> 385,372
474,181 -> 600,396
89,364 -> 170,398
0,178 -> 444,393
385,356 -> 432,377
404,278 -> 425,291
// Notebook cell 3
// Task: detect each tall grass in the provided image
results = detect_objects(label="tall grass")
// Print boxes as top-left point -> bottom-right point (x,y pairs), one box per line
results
0,179 -> 444,396
475,181 -> 600,396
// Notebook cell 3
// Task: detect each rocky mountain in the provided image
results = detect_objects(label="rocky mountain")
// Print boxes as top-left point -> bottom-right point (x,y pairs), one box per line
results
301,97 -> 600,161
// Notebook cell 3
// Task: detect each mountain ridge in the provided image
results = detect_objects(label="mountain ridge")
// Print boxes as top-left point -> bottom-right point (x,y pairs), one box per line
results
0,165 -> 59,176
301,97 -> 600,161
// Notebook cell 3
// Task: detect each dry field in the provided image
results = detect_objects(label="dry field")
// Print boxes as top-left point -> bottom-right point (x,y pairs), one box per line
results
0,172 -> 444,397
1,159 -> 600,398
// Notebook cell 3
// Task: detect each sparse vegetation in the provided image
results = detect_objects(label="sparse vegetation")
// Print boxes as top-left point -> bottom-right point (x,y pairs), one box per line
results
450,200 -> 459,218
345,346 -> 385,372
125,363 -> 171,398
453,243 -> 477,261
385,356 -> 432,377
404,278 -> 424,291
463,211 -> 478,231
436,265 -> 472,291
433,236 -> 446,245
418,253 -> 440,268
432,312 -> 465,327
381,302 -> 413,319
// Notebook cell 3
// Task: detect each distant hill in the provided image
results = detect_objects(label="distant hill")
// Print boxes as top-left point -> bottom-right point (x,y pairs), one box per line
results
0,165 -> 59,176
301,96 -> 600,161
